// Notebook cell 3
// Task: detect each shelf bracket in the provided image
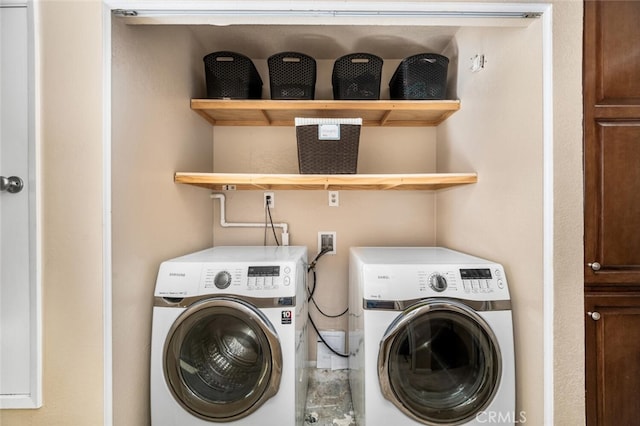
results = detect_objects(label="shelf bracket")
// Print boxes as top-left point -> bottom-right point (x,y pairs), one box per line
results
380,110 -> 393,126
380,183 -> 401,190
259,109 -> 272,125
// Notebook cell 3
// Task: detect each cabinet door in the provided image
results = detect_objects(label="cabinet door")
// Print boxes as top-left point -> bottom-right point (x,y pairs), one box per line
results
585,294 -> 640,426
584,0 -> 640,285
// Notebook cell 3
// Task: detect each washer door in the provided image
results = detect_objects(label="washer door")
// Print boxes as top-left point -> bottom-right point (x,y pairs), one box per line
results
378,299 -> 501,425
163,297 -> 282,422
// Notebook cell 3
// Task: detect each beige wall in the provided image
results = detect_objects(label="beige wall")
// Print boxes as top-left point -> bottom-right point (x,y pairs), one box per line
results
0,1 -> 585,425
550,1 -> 585,424
110,21 -> 214,426
438,22 -> 545,424
0,1 -> 105,425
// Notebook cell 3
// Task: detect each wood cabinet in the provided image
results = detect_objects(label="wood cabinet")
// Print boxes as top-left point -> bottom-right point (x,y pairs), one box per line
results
585,293 -> 640,425
176,99 -> 477,191
584,0 -> 640,286
584,1 -> 640,424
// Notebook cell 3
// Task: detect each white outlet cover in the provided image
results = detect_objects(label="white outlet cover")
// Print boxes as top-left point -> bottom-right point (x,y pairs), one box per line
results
328,191 -> 339,207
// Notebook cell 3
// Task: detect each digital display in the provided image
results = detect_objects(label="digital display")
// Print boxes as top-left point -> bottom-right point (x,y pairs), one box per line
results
460,268 -> 492,280
248,266 -> 280,277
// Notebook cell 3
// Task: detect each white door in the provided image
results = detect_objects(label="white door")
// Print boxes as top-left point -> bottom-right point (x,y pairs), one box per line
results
0,1 -> 41,408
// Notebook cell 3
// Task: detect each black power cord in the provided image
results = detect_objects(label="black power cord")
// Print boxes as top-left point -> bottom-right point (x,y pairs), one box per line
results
308,268 -> 348,318
308,314 -> 348,358
307,247 -> 330,273
307,249 -> 349,358
263,196 -> 280,246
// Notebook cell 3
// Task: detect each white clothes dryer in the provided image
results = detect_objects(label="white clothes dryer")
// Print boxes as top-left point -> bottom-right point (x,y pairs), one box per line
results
349,247 -> 515,426
151,246 -> 308,425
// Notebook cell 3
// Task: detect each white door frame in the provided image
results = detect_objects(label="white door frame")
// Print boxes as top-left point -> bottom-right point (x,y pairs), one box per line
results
100,2 -> 554,425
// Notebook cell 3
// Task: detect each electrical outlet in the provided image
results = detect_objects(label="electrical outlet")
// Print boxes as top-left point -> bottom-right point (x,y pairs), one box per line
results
328,191 -> 339,207
318,231 -> 336,255
471,54 -> 486,72
264,192 -> 275,208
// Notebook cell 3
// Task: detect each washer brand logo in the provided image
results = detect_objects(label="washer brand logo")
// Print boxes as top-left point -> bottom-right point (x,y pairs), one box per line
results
168,272 -> 186,277
281,310 -> 292,325
377,275 -> 390,280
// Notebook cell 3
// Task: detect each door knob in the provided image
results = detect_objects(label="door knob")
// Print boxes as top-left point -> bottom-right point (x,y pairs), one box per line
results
0,176 -> 23,194
587,262 -> 601,271
587,311 -> 601,321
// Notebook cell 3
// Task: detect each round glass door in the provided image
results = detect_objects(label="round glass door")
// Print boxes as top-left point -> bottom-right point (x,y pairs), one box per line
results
378,299 -> 501,425
164,297 -> 282,422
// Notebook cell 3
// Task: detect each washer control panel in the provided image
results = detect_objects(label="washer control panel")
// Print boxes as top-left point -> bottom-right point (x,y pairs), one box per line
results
202,264 -> 293,292
247,265 -> 289,290
155,246 -> 306,298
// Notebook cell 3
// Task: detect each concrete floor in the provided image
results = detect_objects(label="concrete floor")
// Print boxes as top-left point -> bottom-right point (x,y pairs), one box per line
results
304,369 -> 355,426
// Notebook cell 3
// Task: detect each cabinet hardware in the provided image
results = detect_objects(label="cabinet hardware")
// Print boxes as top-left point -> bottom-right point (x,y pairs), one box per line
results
587,311 -> 601,321
587,262 -> 601,271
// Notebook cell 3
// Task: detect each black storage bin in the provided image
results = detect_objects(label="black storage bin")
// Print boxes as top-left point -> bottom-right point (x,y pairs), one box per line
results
203,51 -> 262,99
389,53 -> 449,100
295,118 -> 362,174
268,52 -> 317,100
332,53 -> 383,100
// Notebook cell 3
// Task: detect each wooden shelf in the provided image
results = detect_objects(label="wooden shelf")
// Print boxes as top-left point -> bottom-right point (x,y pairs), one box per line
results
190,99 -> 460,127
185,99 -> 473,192
174,172 -> 477,191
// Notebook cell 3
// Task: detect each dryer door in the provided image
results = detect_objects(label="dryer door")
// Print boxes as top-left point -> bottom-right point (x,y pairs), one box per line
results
163,297 -> 282,422
378,299 -> 501,425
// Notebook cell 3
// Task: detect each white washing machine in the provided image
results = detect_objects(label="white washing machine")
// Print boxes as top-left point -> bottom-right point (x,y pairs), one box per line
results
349,247 -> 515,426
151,246 -> 308,425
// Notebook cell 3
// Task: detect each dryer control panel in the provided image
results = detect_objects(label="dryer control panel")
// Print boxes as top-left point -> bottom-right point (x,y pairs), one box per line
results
424,269 -> 501,294
353,247 -> 510,305
459,268 -> 507,294
362,264 -> 510,302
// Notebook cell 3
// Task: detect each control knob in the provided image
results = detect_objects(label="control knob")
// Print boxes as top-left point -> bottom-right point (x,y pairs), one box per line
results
429,273 -> 447,292
214,271 -> 232,289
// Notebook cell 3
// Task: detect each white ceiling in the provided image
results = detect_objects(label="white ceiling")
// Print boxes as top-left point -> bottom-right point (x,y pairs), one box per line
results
115,2 -> 541,61
114,1 -> 540,60
172,24 -> 460,60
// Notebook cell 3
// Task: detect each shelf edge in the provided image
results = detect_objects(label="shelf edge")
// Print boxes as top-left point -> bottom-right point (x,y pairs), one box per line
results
174,172 -> 477,191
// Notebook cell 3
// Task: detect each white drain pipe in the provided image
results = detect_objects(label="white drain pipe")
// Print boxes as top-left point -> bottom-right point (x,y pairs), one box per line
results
210,193 -> 290,245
